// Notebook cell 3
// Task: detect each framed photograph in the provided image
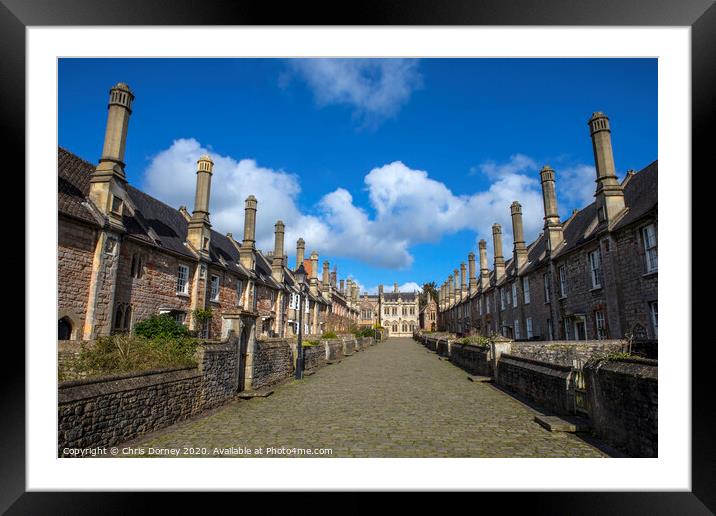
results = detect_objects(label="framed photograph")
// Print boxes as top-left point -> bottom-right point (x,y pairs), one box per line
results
7,0 -> 712,511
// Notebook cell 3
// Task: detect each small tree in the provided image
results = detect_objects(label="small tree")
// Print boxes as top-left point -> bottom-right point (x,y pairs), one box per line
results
134,313 -> 189,339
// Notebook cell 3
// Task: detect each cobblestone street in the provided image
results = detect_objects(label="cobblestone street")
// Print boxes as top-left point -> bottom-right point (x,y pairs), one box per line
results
129,338 -> 607,458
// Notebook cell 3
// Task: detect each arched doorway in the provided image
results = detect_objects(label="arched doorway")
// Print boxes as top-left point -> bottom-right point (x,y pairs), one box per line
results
237,325 -> 250,392
58,317 -> 73,340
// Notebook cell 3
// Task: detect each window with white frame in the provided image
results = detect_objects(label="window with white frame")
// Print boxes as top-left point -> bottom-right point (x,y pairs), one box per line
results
574,316 -> 587,341
642,224 -> 658,272
511,283 -> 518,307
176,264 -> 189,294
523,276 -> 530,304
526,317 -> 534,339
558,265 -> 567,298
500,288 -> 506,310
210,275 -> 220,302
486,295 -> 491,314
589,250 -> 602,289
478,296 -> 483,315
514,319 -> 521,339
543,272 -> 551,303
649,301 -> 658,337
595,310 -> 607,340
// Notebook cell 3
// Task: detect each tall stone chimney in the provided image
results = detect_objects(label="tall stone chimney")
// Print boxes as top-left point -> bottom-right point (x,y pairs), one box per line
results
539,165 -> 564,253
340,279 -> 345,294
448,274 -> 455,304
492,224 -> 506,282
331,267 -> 337,287
186,154 -> 214,256
394,282 -> 399,293
309,251 -> 319,296
478,239 -> 490,290
89,82 -> 134,218
271,220 -> 285,282
239,195 -> 257,269
378,284 -> 384,298
295,238 -> 305,270
468,252 -> 477,295
322,261 -> 330,290
460,262 -> 467,300
510,201 -> 528,271
588,112 -> 625,224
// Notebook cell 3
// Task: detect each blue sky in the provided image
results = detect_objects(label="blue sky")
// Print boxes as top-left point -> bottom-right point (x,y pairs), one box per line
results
59,58 -> 657,293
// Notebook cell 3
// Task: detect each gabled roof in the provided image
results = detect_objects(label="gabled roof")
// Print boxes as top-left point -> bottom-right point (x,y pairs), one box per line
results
59,147 -> 249,276
613,160 -> 658,230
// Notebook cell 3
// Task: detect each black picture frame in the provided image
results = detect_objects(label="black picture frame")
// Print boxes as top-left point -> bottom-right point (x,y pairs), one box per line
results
5,0 -> 712,512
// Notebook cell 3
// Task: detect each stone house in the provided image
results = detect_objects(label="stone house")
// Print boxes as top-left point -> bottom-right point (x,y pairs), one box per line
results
439,112 -> 657,345
380,283 -> 420,336
57,82 -> 361,350
419,298 -> 438,331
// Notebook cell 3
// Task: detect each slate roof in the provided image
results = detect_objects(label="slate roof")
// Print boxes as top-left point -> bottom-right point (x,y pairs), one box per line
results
58,148 -> 102,226
382,292 -> 418,302
613,160 -> 658,230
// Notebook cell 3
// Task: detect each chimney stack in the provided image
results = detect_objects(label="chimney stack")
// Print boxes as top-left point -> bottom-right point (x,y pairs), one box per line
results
478,239 -> 490,290
468,252 -> 477,295
460,262 -> 467,300
295,238 -> 305,269
271,220 -> 285,282
309,251 -> 319,295
588,112 -> 625,224
511,201 -> 528,270
239,195 -> 258,269
186,154 -> 214,255
340,279 -> 345,293
89,82 -> 134,217
378,284 -> 384,298
394,282 -> 399,293
539,165 -> 564,253
448,275 -> 455,305
322,261 -> 330,289
492,224 -> 505,282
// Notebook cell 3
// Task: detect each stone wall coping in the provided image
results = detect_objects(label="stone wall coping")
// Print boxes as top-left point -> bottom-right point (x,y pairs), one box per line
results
513,339 -> 626,348
58,366 -> 201,404
256,339 -> 294,349
586,356 -> 658,380
499,353 -> 574,374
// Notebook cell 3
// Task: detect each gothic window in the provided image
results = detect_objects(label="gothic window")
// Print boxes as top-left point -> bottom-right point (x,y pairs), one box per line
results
523,276 -> 530,304
113,304 -> 132,332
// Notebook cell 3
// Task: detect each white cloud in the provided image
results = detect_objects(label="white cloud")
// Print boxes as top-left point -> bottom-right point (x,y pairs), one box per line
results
287,59 -> 422,127
142,139 -> 597,283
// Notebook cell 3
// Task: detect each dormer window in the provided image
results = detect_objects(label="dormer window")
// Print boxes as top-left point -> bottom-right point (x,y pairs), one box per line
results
111,195 -> 123,215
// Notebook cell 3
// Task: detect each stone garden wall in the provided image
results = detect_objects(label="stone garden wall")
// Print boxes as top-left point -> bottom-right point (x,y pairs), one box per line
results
251,338 -> 295,391
303,344 -> 327,371
449,343 -> 492,377
325,339 -> 344,361
584,357 -> 658,457
58,334 -> 240,456
496,354 -> 576,415
510,340 -> 626,366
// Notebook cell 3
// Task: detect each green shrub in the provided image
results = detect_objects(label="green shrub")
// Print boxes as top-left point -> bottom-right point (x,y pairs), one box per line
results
303,340 -> 320,347
321,331 -> 338,339
65,333 -> 198,379
133,314 -> 190,339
